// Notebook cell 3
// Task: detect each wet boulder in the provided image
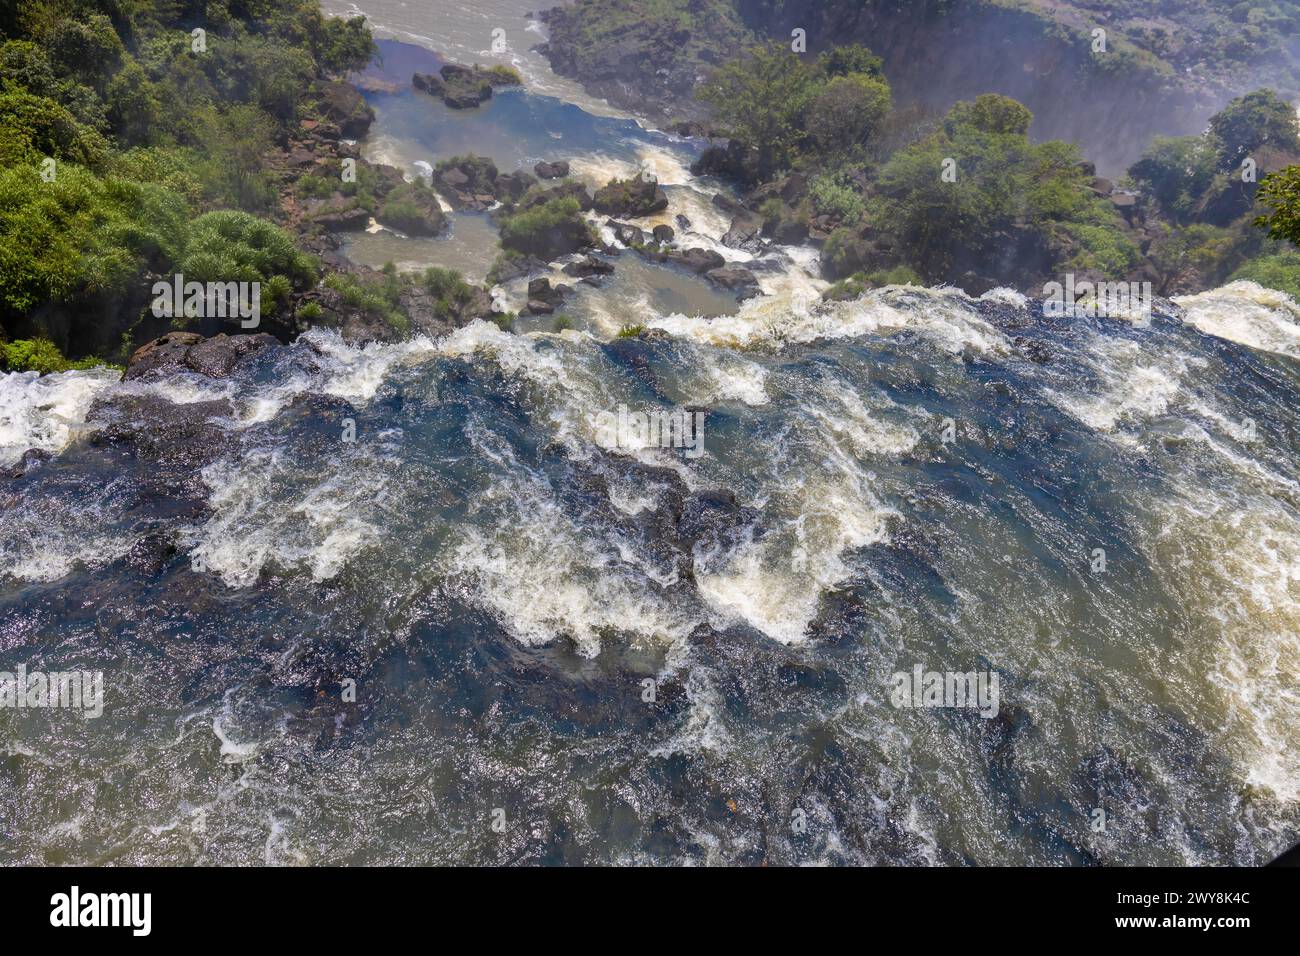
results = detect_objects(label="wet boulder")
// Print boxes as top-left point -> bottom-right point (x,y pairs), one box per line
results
670,247 -> 725,274
562,255 -> 615,279
608,220 -> 645,247
652,224 -> 675,244
705,265 -> 761,300
88,394 -> 237,470
525,277 -> 571,315
123,332 -> 281,382
722,213 -> 765,253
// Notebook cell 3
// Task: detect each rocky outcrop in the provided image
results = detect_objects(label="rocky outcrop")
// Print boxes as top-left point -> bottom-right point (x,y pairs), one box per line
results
313,80 -> 375,138
376,182 -> 447,236
607,220 -> 646,247
412,62 -> 522,109
534,160 -> 571,179
705,265 -> 760,299
562,255 -> 615,280
637,246 -> 726,274
525,277 -> 572,315
593,176 -> 669,217
123,332 -> 281,382
495,170 -> 539,202
432,155 -> 501,210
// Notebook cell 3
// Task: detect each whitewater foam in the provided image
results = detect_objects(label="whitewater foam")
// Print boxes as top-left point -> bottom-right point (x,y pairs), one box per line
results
1173,281 -> 1300,359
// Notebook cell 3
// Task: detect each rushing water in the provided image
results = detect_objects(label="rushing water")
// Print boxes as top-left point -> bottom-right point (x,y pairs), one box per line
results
1,10 -> 1298,865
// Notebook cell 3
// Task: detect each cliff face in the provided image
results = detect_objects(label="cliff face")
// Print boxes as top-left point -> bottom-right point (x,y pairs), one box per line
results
734,0 -> 1216,175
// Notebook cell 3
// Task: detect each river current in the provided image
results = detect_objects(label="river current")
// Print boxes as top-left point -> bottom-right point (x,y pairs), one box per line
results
0,8 -> 1297,865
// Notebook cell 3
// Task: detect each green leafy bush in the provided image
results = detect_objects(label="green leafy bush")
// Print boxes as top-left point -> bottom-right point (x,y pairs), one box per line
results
0,163 -> 188,314
1,337 -> 108,373
809,172 -> 866,224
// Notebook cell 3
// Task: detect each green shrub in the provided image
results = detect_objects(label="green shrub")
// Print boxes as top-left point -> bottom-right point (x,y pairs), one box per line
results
1,337 -> 108,373
809,172 -> 866,223
0,163 -> 188,314
0,89 -> 110,168
324,271 -> 409,335
498,196 -> 594,258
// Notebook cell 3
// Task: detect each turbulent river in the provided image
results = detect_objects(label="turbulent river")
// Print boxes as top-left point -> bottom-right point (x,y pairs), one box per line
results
1,13 -> 1298,865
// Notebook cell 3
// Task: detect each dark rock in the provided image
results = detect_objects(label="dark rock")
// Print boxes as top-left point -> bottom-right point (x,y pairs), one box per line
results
432,156 -> 501,211
672,247 -> 725,274
608,220 -> 645,247
562,255 -> 615,279
123,331 -> 280,381
674,488 -> 761,555
525,278 -> 571,315
494,170 -> 538,201
652,224 -> 675,243
314,80 -> 374,138
314,206 -> 372,232
1014,336 -> 1054,364
593,176 -> 669,217
534,160 -> 571,179
711,192 -> 742,214
125,531 -> 178,575
89,394 -> 236,469
8,448 -> 51,479
772,218 -> 809,244
490,254 -> 549,284
705,266 -> 761,299
675,214 -> 691,231
722,213 -> 765,253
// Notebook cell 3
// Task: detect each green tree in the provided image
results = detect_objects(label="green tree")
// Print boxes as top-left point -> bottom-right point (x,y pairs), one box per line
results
806,73 -> 892,156
313,15 -> 377,76
698,41 -> 816,180
1254,165 -> 1300,245
1209,89 -> 1300,170
1127,135 -> 1219,222
943,94 -> 1034,136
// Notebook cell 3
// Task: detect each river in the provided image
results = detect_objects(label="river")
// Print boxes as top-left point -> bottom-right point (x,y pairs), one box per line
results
0,3 -> 1297,866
